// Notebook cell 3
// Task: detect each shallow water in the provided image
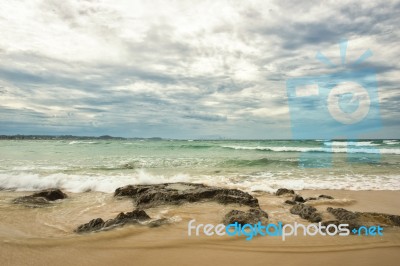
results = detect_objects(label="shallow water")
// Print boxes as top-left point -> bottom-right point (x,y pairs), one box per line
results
0,139 -> 399,193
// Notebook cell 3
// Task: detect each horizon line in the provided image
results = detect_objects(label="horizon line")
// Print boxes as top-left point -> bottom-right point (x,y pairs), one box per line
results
0,134 -> 398,141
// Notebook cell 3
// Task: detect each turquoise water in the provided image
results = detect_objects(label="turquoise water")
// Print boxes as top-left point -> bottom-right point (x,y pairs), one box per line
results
0,139 -> 399,192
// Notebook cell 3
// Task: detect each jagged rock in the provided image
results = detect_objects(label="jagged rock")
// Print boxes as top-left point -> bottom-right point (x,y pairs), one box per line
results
76,218 -> 105,233
74,209 -> 167,233
114,183 -> 259,209
275,188 -> 295,196
13,188 -> 68,206
327,207 -> 400,227
284,200 -> 297,205
319,195 -> 334,200
223,208 -> 268,225
292,194 -> 305,203
327,207 -> 357,220
290,204 -> 322,223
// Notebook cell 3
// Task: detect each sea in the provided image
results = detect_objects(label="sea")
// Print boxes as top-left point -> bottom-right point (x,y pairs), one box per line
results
0,139 -> 399,193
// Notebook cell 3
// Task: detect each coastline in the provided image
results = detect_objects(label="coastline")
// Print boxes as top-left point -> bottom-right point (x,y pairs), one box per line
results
1,188 -> 399,266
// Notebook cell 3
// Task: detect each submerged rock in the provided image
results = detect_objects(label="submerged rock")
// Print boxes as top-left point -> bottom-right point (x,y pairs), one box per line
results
13,188 -> 67,206
114,182 -> 259,209
305,197 -> 317,201
75,209 -> 165,233
290,204 -> 322,223
275,188 -> 295,196
223,208 -> 268,225
319,195 -> 334,200
327,207 -> 400,227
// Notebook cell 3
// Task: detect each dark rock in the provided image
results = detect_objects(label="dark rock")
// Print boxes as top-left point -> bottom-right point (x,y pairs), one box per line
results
327,207 -> 358,220
308,212 -> 322,223
114,183 -> 259,209
290,204 -> 315,215
284,200 -> 297,205
148,218 -> 169,228
114,209 -> 150,222
292,194 -> 305,203
305,197 -> 317,201
327,207 -> 400,227
319,195 -> 334,200
31,188 -> 67,201
290,204 -> 322,223
13,188 -> 68,207
223,208 -> 268,225
275,188 -> 295,196
75,209 -> 165,233
75,218 -> 105,233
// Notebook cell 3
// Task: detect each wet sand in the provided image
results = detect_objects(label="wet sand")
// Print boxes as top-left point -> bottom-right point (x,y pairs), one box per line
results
0,190 -> 400,266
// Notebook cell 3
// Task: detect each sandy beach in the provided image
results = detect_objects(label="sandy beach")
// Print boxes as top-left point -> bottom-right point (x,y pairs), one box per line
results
1,189 -> 399,266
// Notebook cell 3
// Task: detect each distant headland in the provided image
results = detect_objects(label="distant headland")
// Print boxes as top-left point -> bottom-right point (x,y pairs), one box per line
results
0,135 -> 164,140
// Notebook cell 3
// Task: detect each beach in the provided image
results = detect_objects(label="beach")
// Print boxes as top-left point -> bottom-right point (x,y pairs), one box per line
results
0,139 -> 399,265
0,189 -> 399,266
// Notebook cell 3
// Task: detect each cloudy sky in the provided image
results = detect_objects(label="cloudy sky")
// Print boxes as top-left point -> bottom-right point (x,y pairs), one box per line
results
0,0 -> 399,139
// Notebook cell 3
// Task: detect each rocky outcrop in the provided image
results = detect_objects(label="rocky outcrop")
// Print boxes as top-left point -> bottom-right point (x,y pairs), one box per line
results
76,218 -> 105,233
75,209 -> 168,233
290,204 -> 322,223
327,207 -> 400,227
223,208 -> 268,225
275,188 -> 295,196
13,188 -> 67,207
114,183 -> 259,209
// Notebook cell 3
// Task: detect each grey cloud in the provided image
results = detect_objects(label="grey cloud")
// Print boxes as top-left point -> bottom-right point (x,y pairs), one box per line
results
183,112 -> 227,122
0,0 -> 398,138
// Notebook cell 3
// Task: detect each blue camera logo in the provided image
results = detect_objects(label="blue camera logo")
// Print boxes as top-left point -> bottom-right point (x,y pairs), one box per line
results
286,39 -> 381,167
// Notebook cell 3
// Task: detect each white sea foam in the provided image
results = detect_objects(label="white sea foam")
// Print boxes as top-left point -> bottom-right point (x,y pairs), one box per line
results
68,141 -> 98,145
384,140 -> 399,145
0,170 -> 399,193
323,141 -> 380,147
221,145 -> 400,154
0,170 -> 193,193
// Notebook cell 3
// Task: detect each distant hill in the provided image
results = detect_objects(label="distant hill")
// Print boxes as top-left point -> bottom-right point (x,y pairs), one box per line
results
0,135 -> 164,140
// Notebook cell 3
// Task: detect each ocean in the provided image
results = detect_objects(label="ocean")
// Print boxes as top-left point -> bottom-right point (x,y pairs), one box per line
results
0,139 -> 399,193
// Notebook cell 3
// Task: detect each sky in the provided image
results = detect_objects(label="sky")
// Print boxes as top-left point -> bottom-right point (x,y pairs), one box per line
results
0,0 -> 399,139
